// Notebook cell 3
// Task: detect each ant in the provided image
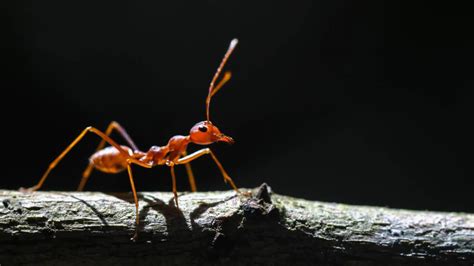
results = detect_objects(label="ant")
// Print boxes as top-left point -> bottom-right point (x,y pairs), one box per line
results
21,39 -> 242,240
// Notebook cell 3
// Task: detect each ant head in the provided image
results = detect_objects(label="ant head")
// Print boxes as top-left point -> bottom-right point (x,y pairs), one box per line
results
190,39 -> 238,146
189,121 -> 234,145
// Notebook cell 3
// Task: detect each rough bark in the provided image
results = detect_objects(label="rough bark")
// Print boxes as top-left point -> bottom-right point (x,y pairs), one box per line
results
0,184 -> 472,265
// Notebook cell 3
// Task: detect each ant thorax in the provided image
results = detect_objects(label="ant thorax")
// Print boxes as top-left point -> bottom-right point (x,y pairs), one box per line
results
141,135 -> 190,166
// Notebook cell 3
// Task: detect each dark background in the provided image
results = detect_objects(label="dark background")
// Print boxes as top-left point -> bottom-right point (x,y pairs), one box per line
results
2,1 -> 473,212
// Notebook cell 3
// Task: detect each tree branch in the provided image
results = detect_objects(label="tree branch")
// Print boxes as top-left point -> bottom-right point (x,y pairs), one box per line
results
0,184 -> 473,265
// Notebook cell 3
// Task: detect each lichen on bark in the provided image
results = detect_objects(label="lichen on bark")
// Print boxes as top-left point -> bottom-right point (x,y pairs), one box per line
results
0,183 -> 473,265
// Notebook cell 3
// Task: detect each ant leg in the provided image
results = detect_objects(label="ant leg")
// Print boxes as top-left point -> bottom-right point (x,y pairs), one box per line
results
124,159 -> 152,241
126,162 -> 139,241
21,126 -> 131,193
79,121 -> 139,191
182,151 -> 197,192
177,148 -> 240,193
77,164 -> 93,192
170,165 -> 179,208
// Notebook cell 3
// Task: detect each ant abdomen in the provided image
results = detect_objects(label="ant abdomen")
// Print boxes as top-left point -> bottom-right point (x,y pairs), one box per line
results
89,145 -> 133,174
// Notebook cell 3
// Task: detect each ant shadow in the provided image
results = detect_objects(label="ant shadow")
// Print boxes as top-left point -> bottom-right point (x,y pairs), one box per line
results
136,193 -> 233,240
137,194 -> 190,239
67,191 -> 235,241
68,195 -> 109,226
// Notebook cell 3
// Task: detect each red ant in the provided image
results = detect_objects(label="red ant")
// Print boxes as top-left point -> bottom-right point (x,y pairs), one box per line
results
21,39 -> 241,240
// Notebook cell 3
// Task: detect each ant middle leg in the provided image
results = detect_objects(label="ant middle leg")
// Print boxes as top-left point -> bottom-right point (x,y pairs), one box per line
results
182,151 -> 197,192
177,148 -> 240,193
21,126 -> 131,193
79,121 -> 139,191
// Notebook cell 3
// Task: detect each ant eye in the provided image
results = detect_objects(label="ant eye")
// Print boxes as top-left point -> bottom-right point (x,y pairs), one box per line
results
198,126 -> 208,132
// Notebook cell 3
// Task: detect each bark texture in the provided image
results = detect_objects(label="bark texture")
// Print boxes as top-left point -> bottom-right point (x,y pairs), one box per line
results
0,184 -> 473,265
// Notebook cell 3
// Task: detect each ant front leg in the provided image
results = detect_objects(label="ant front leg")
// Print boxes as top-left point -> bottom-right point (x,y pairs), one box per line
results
177,148 -> 240,193
79,121 -> 139,191
21,126 -> 130,193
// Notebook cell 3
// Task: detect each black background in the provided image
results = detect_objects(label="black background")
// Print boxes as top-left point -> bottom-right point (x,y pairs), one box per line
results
2,1 -> 473,212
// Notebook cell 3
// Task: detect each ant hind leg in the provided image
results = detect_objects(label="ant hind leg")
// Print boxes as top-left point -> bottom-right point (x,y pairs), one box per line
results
170,166 -> 179,208
20,126 -> 131,193
126,162 -> 140,241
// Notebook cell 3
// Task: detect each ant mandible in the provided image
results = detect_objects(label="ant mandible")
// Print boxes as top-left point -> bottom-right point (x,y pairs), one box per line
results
21,39 -> 241,240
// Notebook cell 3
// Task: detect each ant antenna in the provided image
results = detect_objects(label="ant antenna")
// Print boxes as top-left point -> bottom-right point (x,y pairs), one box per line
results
206,38 -> 238,122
